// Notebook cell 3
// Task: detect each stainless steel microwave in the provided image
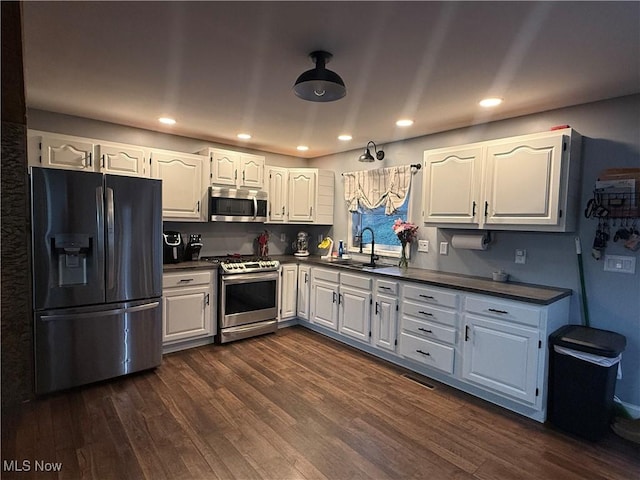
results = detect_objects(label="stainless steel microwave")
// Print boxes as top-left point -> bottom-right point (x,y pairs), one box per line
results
208,186 -> 268,222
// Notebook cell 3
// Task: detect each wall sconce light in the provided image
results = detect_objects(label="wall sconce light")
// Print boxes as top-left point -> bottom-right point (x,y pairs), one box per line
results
358,141 -> 385,162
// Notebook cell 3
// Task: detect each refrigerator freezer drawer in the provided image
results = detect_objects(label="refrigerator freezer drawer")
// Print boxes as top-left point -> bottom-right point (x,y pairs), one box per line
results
35,299 -> 162,394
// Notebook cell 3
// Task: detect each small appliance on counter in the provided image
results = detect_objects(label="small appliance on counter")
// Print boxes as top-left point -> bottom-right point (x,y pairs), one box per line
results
163,231 -> 184,263
293,231 -> 310,257
184,234 -> 203,261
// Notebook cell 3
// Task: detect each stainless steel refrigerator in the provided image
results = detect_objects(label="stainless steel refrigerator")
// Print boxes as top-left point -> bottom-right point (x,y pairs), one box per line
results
31,167 -> 163,394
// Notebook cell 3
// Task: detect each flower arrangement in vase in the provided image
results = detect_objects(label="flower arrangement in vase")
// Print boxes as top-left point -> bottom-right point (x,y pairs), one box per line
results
392,219 -> 419,268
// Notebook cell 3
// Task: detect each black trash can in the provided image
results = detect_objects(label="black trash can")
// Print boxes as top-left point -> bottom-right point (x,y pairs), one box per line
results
548,325 -> 626,441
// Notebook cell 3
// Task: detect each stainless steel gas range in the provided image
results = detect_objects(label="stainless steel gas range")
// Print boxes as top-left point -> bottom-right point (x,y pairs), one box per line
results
201,256 -> 280,343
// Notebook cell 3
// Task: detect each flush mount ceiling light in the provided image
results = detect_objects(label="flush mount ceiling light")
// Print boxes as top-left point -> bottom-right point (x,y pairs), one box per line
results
479,97 -> 503,108
358,141 -> 385,162
293,51 -> 346,102
338,134 -> 352,141
396,119 -> 414,127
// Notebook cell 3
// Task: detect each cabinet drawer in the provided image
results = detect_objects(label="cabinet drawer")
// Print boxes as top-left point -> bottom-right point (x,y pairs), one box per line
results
311,267 -> 340,283
403,301 -> 458,327
376,279 -> 398,295
400,332 -> 455,374
403,317 -> 456,345
163,271 -> 212,289
403,283 -> 459,309
464,295 -> 541,328
341,272 -> 372,290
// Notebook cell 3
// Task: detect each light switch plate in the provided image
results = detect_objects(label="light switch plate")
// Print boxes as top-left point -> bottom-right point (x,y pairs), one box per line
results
418,240 -> 429,252
515,249 -> 527,264
439,242 -> 449,255
603,255 -> 636,274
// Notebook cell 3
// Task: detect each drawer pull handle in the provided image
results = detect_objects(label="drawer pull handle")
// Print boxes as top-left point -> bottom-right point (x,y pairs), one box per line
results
418,311 -> 433,316
465,325 -> 470,341
178,278 -> 195,283
488,308 -> 509,314
418,327 -> 433,334
419,294 -> 435,299
375,302 -> 379,315
416,349 -> 431,357
380,286 -> 392,290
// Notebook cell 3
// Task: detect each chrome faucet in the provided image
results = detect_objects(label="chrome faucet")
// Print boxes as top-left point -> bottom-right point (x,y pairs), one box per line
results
359,227 -> 378,267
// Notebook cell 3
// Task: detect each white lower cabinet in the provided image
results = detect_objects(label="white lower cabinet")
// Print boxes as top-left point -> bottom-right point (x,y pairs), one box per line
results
278,264 -> 298,322
162,271 -> 216,348
372,279 -> 399,353
399,283 -> 459,375
297,265 -> 311,321
461,294 -> 545,407
338,273 -> 372,343
310,268 -> 339,330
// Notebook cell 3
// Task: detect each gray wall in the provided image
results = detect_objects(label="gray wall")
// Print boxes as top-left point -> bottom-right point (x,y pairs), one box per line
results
28,95 -> 640,408
310,94 -> 640,408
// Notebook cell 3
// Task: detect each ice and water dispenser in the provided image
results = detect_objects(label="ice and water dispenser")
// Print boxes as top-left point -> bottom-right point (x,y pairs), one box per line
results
53,233 -> 91,286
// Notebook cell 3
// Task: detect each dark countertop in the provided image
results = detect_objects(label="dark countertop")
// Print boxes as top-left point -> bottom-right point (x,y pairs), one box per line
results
163,260 -> 219,272
273,255 -> 571,306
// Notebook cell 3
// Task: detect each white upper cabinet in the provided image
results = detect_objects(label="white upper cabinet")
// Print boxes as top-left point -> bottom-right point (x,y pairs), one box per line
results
422,129 -> 582,232
150,149 -> 209,222
423,146 -> 483,225
288,169 -> 316,222
484,133 -> 564,227
201,148 -> 265,189
97,142 -> 148,177
266,166 -> 288,222
30,132 -> 96,171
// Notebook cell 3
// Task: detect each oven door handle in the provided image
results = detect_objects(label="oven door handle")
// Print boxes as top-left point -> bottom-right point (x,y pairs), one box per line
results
222,272 -> 279,284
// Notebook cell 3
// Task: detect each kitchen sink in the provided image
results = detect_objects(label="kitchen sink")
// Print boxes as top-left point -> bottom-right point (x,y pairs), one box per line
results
321,258 -> 389,270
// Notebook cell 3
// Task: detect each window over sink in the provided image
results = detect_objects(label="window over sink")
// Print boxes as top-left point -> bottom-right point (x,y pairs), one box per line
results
348,193 -> 410,258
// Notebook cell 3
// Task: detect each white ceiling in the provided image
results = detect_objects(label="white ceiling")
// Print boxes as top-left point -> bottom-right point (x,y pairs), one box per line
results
21,1 -> 640,158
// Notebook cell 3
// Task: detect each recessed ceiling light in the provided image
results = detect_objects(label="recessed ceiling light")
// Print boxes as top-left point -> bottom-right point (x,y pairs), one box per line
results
237,133 -> 251,140
479,98 -> 503,108
297,145 -> 309,152
338,134 -> 352,141
158,117 -> 176,125
396,119 -> 414,127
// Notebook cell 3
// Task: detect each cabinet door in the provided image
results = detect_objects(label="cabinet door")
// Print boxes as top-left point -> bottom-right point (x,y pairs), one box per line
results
423,146 -> 483,224
288,170 -> 316,222
373,292 -> 398,352
297,265 -> 311,320
151,151 -> 206,221
162,285 -> 213,343
97,143 -> 147,177
240,153 -> 264,189
210,149 -> 240,186
339,285 -> 371,343
266,166 -> 288,222
462,314 -> 539,405
311,280 -> 338,330
484,134 -> 565,226
39,135 -> 96,171
279,264 -> 298,321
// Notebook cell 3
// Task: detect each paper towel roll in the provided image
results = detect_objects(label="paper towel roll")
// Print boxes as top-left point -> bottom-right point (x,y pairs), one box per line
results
451,234 -> 489,250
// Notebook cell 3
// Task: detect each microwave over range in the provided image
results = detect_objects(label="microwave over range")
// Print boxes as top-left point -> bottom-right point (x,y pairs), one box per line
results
208,186 -> 268,222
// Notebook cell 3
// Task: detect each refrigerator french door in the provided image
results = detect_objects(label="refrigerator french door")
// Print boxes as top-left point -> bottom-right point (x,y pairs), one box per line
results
31,167 -> 162,394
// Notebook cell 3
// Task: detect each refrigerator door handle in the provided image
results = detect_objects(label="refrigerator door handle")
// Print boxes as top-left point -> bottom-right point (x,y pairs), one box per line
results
39,302 -> 160,322
106,187 -> 115,290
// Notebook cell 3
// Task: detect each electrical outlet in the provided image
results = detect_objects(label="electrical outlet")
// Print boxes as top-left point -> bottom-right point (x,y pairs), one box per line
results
318,234 -> 323,244
604,255 -> 636,274
418,240 -> 429,252
280,233 -> 286,242
515,249 -> 527,264
439,242 -> 449,255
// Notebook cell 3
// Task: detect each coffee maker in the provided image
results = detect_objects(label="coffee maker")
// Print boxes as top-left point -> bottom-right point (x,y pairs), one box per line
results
162,231 -> 184,264
184,234 -> 203,261
293,231 -> 310,257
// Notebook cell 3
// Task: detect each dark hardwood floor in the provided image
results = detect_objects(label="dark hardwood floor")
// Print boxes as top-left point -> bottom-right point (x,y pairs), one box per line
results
2,326 -> 639,479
